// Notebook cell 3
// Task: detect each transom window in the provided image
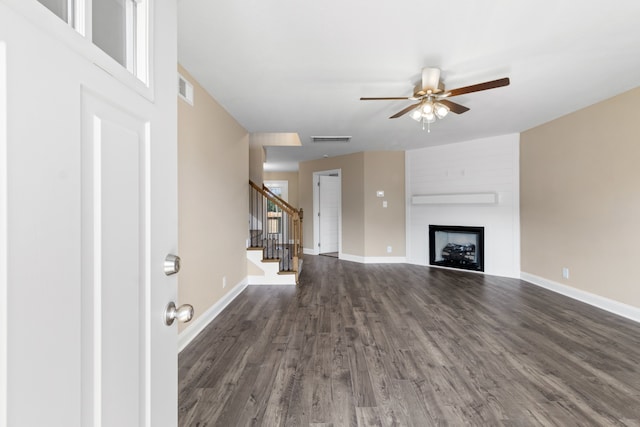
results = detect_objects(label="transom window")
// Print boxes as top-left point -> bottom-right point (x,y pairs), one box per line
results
36,0 -> 149,83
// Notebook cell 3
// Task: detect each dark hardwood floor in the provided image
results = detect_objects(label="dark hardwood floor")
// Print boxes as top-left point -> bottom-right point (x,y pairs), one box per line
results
179,255 -> 640,426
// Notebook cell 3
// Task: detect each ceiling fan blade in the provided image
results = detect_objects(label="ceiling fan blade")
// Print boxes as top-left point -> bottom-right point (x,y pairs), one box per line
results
443,77 -> 510,98
438,99 -> 470,114
360,97 -> 410,100
389,102 -> 422,119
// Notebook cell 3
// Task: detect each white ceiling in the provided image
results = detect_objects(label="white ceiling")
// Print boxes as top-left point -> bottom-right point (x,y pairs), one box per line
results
178,0 -> 640,172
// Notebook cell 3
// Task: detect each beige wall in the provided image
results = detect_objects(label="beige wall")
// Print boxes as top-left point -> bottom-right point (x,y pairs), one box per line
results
178,65 -> 249,331
521,87 -> 640,308
363,152 -> 406,257
248,142 -> 264,186
264,171 -> 299,208
298,151 -> 405,258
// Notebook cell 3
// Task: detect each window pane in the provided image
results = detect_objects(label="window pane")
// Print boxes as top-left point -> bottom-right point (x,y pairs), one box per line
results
93,0 -> 127,67
270,187 -> 282,196
37,0 -> 69,23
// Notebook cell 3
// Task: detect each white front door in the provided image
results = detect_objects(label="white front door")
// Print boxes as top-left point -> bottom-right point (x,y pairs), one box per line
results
319,175 -> 340,254
0,1 -> 178,426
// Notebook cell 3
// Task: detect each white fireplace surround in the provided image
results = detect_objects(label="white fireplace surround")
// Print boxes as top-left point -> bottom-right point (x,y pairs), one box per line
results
405,134 -> 520,278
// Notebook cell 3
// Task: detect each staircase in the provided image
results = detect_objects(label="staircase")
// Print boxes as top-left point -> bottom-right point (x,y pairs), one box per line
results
247,181 -> 303,285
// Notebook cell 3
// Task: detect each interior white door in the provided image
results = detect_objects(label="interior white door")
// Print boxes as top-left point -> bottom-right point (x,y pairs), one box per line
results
319,175 -> 340,254
0,1 -> 178,426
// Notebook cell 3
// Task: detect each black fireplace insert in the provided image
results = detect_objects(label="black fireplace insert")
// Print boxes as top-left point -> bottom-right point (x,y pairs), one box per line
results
429,225 -> 484,272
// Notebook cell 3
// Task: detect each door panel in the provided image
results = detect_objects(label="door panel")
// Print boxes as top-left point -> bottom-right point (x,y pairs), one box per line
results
81,92 -> 147,426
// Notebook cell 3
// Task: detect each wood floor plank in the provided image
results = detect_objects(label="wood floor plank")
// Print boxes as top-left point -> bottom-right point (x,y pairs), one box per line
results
179,255 -> 640,426
355,406 -> 383,427
236,343 -> 287,425
261,345 -> 299,426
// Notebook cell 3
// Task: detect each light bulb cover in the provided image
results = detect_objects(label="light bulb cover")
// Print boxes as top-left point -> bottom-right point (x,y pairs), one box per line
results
410,109 -> 422,121
434,102 -> 449,119
422,101 -> 434,115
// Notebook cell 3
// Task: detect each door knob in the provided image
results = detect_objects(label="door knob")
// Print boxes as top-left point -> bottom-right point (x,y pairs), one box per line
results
164,302 -> 194,326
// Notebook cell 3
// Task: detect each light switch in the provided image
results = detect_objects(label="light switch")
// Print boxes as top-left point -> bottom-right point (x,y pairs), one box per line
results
383,200 -> 388,208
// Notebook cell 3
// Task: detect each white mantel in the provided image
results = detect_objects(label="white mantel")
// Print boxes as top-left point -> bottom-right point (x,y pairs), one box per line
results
412,192 -> 497,205
405,134 -> 521,278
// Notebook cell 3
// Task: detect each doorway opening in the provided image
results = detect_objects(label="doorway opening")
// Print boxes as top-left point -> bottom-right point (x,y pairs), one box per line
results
313,170 -> 341,257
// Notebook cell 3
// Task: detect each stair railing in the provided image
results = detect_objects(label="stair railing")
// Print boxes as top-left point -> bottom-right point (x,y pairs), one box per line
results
262,184 -> 303,256
249,180 -> 303,282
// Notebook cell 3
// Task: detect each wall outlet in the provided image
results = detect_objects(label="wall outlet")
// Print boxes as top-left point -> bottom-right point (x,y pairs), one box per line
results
222,276 -> 227,288
562,267 -> 569,279
387,246 -> 392,253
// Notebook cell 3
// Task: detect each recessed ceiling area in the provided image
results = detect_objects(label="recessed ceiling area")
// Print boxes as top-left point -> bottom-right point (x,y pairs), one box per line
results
178,0 -> 640,171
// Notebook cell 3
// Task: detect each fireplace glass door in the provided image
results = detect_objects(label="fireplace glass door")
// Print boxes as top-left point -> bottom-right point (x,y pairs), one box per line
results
429,225 -> 484,272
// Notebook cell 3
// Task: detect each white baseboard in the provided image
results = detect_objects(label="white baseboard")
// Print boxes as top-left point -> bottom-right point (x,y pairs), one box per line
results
303,249 -> 406,265
340,253 -> 407,264
338,253 -> 365,263
248,274 -> 296,285
364,256 -> 407,264
248,280 -> 296,286
521,272 -> 640,324
178,277 -> 248,353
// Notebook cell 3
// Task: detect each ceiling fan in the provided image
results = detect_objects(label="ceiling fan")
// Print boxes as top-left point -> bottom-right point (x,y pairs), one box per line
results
360,67 -> 510,131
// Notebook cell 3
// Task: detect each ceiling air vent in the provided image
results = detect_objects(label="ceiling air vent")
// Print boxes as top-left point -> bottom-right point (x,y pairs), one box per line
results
178,73 -> 194,105
310,136 -> 352,143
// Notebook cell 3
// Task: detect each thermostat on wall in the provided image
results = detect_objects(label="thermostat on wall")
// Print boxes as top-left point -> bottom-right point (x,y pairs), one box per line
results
376,190 -> 384,197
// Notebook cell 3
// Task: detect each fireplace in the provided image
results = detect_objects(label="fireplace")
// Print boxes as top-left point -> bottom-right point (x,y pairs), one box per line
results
429,225 -> 484,272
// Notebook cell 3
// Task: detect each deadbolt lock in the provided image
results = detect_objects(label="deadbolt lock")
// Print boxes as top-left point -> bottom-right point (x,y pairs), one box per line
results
164,254 -> 181,276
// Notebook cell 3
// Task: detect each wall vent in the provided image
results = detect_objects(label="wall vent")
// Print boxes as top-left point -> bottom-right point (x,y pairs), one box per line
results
178,73 -> 194,105
310,136 -> 351,143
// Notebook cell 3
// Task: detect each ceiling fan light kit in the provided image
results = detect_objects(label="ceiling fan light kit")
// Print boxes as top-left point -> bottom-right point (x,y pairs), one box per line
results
409,96 -> 451,132
360,67 -> 510,132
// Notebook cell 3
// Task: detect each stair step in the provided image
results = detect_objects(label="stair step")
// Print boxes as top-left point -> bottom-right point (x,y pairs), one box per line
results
277,271 -> 296,276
